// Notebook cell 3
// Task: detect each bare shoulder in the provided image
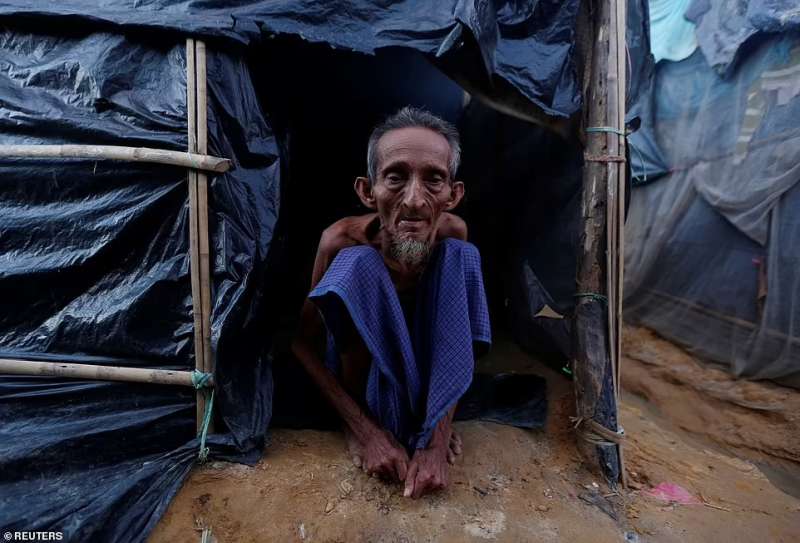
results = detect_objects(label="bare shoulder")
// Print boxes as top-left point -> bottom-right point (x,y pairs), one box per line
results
310,215 -> 373,288
437,213 -> 468,241
318,214 -> 373,255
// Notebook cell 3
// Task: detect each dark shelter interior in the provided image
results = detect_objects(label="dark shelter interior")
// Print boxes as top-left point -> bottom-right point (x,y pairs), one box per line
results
249,38 -> 582,427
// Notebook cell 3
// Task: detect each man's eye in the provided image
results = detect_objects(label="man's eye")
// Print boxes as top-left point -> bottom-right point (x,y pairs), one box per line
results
386,174 -> 404,184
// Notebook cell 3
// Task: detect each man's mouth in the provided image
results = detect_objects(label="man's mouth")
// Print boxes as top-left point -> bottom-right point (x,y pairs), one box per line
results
398,218 -> 425,228
396,216 -> 428,229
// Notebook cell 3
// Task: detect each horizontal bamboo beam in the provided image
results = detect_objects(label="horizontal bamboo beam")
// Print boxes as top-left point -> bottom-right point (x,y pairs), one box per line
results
0,358 -> 211,387
0,144 -> 231,173
643,289 -> 800,346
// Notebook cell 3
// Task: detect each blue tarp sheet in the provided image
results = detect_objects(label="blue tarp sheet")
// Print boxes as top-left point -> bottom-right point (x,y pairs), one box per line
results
625,31 -> 800,385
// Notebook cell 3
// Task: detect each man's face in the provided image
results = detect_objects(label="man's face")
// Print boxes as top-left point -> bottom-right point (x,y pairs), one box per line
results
356,126 -> 464,266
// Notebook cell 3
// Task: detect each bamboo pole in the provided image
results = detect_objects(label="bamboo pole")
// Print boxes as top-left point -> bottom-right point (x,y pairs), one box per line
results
615,0 -> 628,408
643,289 -> 800,345
572,0 -> 626,486
0,144 -> 231,173
187,38 -> 207,433
195,40 -> 215,434
0,358 -> 211,387
606,0 -> 620,406
612,0 -> 628,489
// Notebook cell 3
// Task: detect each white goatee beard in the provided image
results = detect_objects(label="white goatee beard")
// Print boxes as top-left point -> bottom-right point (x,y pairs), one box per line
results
390,238 -> 431,269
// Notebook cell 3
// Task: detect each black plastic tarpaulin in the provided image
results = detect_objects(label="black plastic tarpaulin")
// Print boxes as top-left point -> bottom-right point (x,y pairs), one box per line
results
0,30 -> 278,540
0,2 -> 592,541
0,0 -> 583,119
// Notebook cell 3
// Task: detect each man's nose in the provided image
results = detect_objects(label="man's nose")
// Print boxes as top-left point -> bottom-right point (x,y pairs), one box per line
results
402,177 -> 426,210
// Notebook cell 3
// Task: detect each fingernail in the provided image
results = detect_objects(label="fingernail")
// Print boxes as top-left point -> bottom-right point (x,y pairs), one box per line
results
403,487 -> 411,497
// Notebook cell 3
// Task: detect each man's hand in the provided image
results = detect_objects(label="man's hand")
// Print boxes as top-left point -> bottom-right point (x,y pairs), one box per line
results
403,445 -> 449,499
402,405 -> 459,498
349,424 -> 409,483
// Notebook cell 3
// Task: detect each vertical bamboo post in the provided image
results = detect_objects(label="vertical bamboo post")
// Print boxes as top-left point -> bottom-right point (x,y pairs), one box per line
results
187,38 -> 207,434
572,0 -> 627,486
609,0 -> 628,488
614,0 -> 628,409
196,40 -> 214,434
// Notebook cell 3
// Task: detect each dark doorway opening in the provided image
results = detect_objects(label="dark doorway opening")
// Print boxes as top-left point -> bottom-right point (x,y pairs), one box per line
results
249,38 -> 581,427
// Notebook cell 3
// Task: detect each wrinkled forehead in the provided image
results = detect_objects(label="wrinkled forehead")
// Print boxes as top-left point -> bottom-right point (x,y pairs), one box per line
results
376,126 -> 452,172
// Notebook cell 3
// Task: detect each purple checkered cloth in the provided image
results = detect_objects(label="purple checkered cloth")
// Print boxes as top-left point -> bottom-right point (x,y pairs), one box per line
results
309,238 -> 491,449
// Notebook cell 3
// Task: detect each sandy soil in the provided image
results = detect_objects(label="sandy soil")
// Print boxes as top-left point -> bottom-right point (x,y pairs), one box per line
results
151,329 -> 800,542
622,326 -> 800,497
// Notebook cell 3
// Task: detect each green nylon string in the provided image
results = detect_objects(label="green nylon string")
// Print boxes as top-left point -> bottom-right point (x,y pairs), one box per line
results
586,125 -> 648,186
574,292 -> 609,304
191,370 -> 212,389
192,370 -> 214,462
586,126 -> 627,136
197,388 -> 214,463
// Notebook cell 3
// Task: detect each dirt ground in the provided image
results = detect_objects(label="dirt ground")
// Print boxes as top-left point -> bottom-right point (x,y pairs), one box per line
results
151,327 -> 800,542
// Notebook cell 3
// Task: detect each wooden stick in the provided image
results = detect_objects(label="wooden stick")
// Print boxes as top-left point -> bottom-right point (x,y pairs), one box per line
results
614,0 -> 629,488
187,39 -> 198,156
573,0 -> 625,486
615,0 -> 627,408
0,144 -> 231,173
187,38 -> 207,433
195,40 -> 215,434
616,2 -> 628,488
606,0 -> 620,409
196,40 -> 213,378
0,358 -> 211,387
196,41 -> 209,157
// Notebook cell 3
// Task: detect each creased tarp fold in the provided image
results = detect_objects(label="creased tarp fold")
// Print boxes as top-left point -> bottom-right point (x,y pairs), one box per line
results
0,0 -> 583,118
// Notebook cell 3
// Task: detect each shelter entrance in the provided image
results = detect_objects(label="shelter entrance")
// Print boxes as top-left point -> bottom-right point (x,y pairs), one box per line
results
251,38 -> 581,428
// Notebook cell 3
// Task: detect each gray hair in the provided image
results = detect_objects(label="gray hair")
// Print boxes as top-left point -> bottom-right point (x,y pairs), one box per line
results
366,106 -> 461,184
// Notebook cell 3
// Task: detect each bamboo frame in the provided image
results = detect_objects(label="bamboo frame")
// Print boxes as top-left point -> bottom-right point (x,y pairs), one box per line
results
187,38 -> 215,434
0,144 -> 231,173
641,289 -> 800,347
610,0 -> 627,409
0,358 -> 211,388
573,0 -> 627,487
613,0 -> 628,488
196,41 -> 214,387
0,40 -> 219,437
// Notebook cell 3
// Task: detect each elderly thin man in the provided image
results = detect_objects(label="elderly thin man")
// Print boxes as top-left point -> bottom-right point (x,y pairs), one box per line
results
292,107 -> 490,499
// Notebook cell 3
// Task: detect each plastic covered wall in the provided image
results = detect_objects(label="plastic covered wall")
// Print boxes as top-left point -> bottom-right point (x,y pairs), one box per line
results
625,8 -> 800,386
0,30 -> 280,540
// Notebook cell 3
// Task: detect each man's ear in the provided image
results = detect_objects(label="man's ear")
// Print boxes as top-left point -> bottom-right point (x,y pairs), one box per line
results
445,180 -> 465,211
354,176 -> 377,209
